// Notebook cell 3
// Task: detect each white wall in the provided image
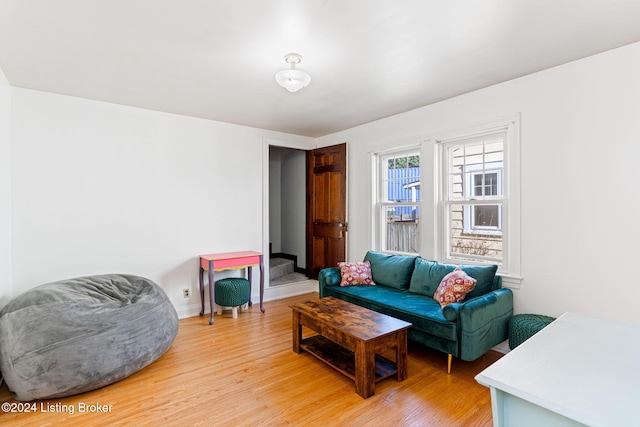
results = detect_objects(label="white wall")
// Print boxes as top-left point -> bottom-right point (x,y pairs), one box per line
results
317,42 -> 640,326
7,42 -> 640,326
0,67 -> 11,308
10,88 -> 313,317
280,149 -> 306,268
269,147 -> 283,253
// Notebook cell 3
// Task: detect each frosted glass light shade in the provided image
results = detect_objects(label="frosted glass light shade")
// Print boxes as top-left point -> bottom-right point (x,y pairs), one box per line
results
275,69 -> 311,92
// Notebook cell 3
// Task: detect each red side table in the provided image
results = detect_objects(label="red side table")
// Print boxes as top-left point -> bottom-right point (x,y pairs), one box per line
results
199,251 -> 265,324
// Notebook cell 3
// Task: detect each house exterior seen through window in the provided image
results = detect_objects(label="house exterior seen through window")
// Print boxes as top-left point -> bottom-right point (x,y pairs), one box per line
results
443,133 -> 505,264
376,149 -> 421,254
372,115 -> 521,284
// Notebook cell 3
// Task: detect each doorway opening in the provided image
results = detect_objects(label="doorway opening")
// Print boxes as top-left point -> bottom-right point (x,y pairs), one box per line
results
269,146 -> 308,286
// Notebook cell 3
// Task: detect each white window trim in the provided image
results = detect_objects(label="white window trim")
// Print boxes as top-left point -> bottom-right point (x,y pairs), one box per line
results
428,114 -> 522,288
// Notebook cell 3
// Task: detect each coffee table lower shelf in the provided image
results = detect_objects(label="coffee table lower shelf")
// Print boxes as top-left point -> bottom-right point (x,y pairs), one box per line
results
300,335 -> 398,382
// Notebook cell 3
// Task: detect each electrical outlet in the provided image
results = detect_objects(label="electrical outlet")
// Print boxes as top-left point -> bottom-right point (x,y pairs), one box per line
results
183,288 -> 191,298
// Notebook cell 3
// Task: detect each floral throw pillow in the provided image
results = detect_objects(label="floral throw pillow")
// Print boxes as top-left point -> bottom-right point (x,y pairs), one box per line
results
338,261 -> 376,287
433,267 -> 477,307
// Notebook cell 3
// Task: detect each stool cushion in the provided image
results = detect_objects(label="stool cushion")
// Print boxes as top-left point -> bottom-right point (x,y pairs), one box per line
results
0,274 -> 178,401
215,278 -> 250,307
509,313 -> 556,349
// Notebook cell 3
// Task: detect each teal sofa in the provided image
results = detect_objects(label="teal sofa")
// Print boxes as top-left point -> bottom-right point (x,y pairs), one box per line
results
318,251 -> 513,373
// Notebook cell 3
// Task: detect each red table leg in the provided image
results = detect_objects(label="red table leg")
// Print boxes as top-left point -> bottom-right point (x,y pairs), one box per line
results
199,267 -> 205,316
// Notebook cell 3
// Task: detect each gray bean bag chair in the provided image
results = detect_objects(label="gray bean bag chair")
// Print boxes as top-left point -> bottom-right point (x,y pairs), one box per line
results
0,274 -> 178,401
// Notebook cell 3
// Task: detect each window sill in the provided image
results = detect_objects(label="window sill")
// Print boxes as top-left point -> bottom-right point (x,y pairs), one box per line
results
499,274 -> 523,290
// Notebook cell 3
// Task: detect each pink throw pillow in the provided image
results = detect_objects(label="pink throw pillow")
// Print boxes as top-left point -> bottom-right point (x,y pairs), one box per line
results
338,261 -> 376,286
433,267 -> 477,307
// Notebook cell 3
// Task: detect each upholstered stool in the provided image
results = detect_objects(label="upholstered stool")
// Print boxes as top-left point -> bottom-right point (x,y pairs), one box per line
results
509,314 -> 556,350
214,278 -> 250,318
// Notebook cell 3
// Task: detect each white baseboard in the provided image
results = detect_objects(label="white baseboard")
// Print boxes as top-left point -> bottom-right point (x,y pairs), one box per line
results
263,279 -> 319,301
175,303 -> 204,319
492,339 -> 511,354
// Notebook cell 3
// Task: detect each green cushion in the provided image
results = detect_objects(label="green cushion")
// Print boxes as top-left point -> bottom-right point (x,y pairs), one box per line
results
409,257 -> 452,297
460,263 -> 498,299
408,257 -> 497,299
509,314 -> 556,349
363,251 -> 416,290
215,278 -> 250,307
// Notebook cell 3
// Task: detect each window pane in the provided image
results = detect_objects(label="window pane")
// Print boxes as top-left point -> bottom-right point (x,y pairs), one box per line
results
438,118 -> 519,271
384,154 -> 420,203
378,149 -> 420,254
448,205 -> 502,263
485,173 -> 498,196
462,203 -> 502,232
474,205 -> 500,228
473,174 -> 484,197
448,138 -> 503,201
384,205 -> 420,253
473,172 -> 498,197
449,167 -> 463,200
485,138 -> 504,163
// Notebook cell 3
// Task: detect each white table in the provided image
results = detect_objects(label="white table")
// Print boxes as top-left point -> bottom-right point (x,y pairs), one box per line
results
476,312 -> 640,427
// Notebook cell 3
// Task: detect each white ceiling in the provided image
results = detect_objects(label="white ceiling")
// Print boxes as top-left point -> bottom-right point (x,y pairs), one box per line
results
2,1 -> 640,138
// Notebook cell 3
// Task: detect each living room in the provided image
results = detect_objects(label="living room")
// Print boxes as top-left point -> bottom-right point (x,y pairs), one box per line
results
1,1 -> 639,425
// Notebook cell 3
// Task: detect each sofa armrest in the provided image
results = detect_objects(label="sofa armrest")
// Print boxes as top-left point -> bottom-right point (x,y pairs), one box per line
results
442,302 -> 463,322
456,288 -> 514,361
458,288 -> 513,329
318,267 -> 341,298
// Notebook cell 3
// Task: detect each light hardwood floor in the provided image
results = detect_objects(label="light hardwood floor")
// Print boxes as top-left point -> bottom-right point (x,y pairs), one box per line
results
0,292 -> 503,426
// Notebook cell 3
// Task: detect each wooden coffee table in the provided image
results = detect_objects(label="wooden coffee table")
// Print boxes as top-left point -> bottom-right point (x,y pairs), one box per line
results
290,297 -> 412,398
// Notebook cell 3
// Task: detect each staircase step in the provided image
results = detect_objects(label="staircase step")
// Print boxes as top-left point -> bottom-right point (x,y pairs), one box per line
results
271,272 -> 308,286
269,258 -> 294,280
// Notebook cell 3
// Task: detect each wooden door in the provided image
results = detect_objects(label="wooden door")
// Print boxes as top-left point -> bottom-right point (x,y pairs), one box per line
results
306,143 -> 347,279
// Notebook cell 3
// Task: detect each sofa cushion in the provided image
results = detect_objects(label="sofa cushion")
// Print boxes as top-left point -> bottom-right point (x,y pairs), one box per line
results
324,284 -> 458,342
363,251 -> 416,290
459,264 -> 498,298
337,261 -> 375,286
409,257 -> 451,297
409,257 -> 497,299
433,268 -> 477,307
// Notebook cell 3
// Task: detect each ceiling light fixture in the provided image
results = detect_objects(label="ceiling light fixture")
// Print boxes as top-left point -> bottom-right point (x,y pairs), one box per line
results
275,53 -> 311,93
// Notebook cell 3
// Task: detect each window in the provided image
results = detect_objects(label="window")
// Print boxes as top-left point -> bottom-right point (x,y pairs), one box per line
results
434,114 -> 521,284
373,148 -> 421,254
444,135 -> 504,263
